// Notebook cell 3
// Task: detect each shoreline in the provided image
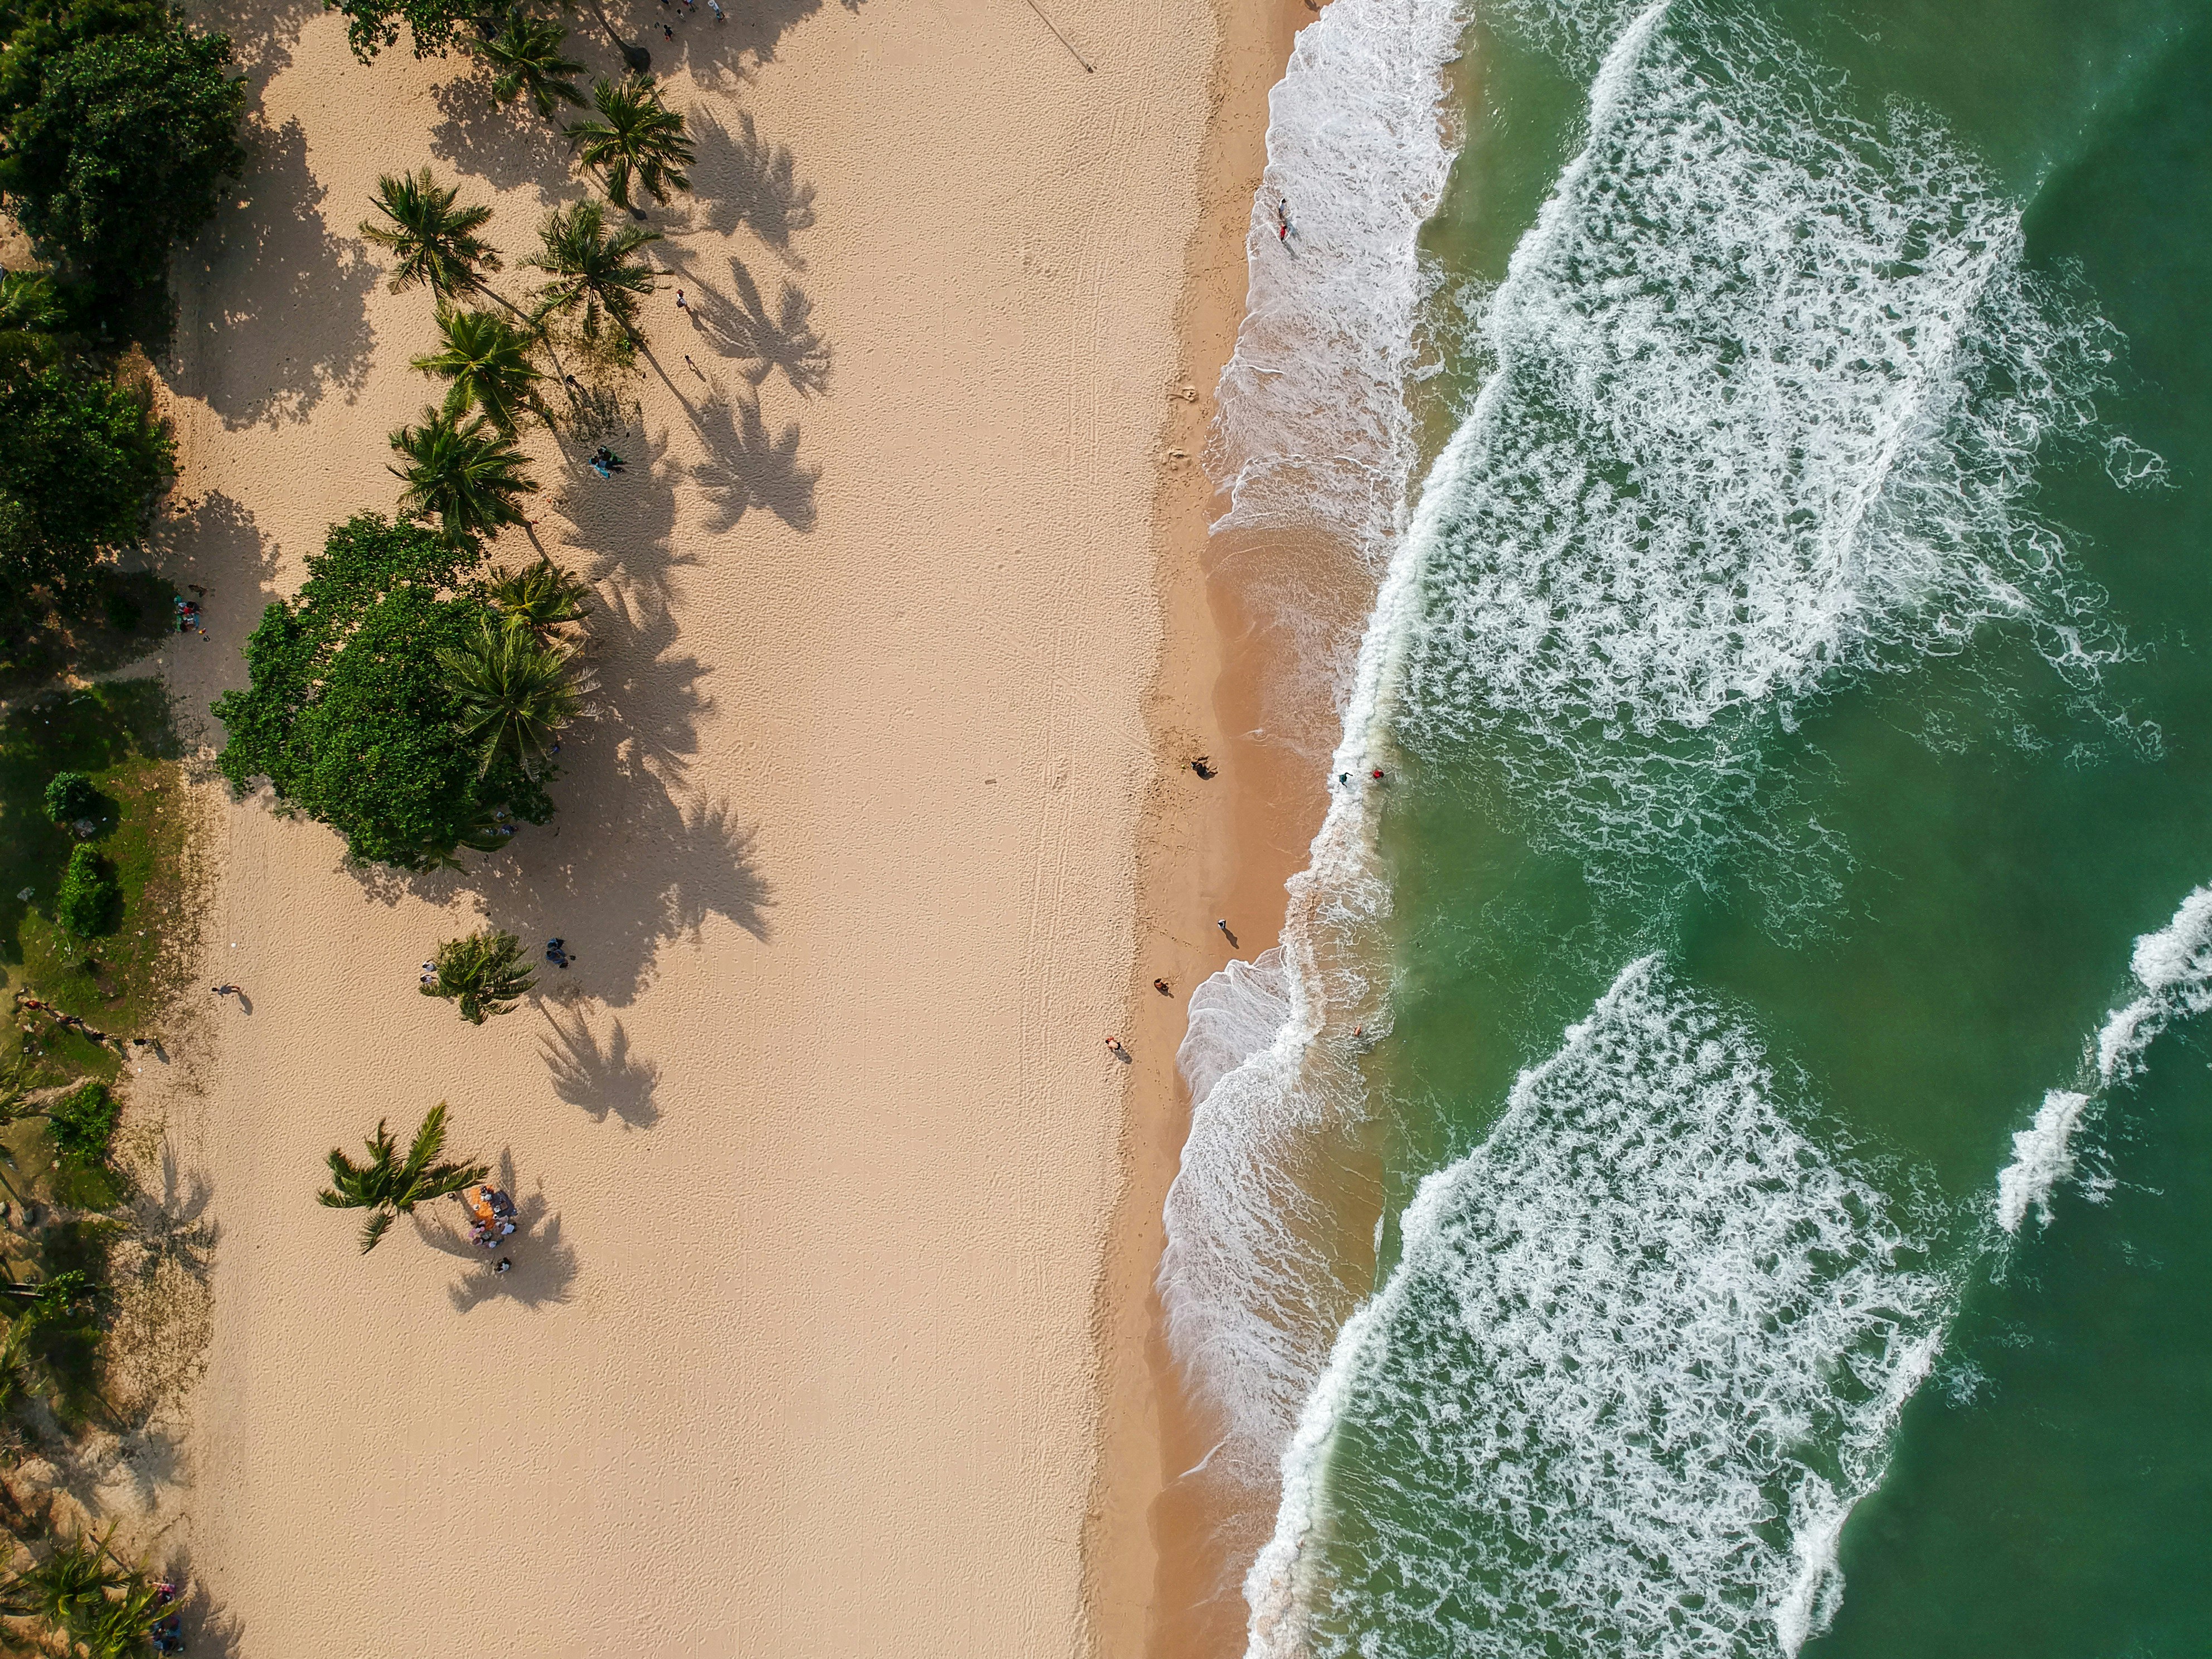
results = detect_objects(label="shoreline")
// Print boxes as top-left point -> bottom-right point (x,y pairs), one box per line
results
1086,0 -> 1335,1651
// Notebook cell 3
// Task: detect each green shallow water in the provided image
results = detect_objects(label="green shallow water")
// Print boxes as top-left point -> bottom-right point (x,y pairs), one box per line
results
1306,1 -> 2212,1653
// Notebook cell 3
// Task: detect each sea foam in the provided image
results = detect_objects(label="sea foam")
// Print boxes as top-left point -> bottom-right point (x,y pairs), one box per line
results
1162,0 -> 1466,1476
1995,883 -> 2212,1232
1248,958 -> 1948,1659
1398,0 -> 2125,890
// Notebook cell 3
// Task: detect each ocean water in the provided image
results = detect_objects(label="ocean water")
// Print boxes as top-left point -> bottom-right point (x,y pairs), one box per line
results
1166,1 -> 2212,1654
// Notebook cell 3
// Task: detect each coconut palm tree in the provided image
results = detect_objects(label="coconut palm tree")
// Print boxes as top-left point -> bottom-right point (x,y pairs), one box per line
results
487,560 -> 592,632
566,77 -> 693,214
360,169 -> 505,305
421,929 -> 537,1025
523,198 -> 660,346
318,1103 -> 488,1253
413,307 -> 548,433
72,1573 -> 177,1659
0,1526 -> 119,1631
390,405 -> 539,549
438,614 -> 589,779
474,9 -> 585,120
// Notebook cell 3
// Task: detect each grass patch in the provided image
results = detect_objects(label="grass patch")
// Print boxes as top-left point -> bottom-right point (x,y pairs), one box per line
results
1,678 -> 189,1054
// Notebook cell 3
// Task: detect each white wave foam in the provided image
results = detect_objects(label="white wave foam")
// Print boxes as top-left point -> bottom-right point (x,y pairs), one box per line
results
1160,0 -> 1467,1474
1249,958 -> 1948,1659
1995,882 -> 2212,1233
1206,0 -> 1466,564
1398,1 -> 2124,881
1994,1089 -> 2092,1235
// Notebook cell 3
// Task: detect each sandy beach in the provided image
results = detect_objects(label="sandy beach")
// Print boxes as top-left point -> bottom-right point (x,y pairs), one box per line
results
130,0 -> 1295,1647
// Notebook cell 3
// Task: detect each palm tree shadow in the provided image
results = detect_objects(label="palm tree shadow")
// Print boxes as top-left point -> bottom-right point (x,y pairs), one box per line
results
414,1149 -> 579,1311
539,1004 -> 661,1128
690,387 -> 819,532
429,72 -> 579,200
682,109 -> 816,261
130,1142 -> 220,1285
690,256 -> 831,396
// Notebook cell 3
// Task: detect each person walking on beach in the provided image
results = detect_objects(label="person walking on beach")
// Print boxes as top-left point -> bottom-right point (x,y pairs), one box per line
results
710,0 -> 724,18
210,983 -> 240,998
1216,919 -> 1230,937
1276,199 -> 1290,243
1104,1036 -> 1125,1055
676,289 -> 688,312
1154,978 -> 1171,995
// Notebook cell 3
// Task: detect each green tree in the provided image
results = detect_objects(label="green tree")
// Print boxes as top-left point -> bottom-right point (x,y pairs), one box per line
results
324,0 -> 485,60
54,843 -> 120,937
390,402 -> 538,548
46,1079 -> 117,1166
43,769 -> 100,823
0,1522 -> 115,1628
317,1102 -> 488,1252
437,612 -> 588,779
210,513 -> 554,870
474,9 -> 583,119
412,305 -> 546,433
0,365 -> 172,639
565,76 -> 692,214
0,269 -> 77,370
421,927 -> 535,1023
486,559 -> 590,632
360,167 -> 505,306
0,10 -> 246,319
524,197 -> 658,345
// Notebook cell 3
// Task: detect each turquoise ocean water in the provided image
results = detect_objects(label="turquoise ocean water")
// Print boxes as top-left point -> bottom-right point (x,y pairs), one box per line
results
1168,2 -> 2212,1654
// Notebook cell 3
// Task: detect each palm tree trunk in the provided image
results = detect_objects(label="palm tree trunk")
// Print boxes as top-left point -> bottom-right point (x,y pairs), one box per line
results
578,0 -> 649,70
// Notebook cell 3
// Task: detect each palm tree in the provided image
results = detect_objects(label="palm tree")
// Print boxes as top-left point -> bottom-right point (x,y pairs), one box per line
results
487,560 -> 592,632
360,169 -> 503,305
524,198 -> 660,346
437,614 -> 589,779
421,929 -> 537,1025
0,1527 -> 118,1631
413,307 -> 548,433
566,77 -> 693,214
474,10 -> 585,120
73,1573 -> 176,1659
390,404 -> 539,548
318,1103 -> 489,1253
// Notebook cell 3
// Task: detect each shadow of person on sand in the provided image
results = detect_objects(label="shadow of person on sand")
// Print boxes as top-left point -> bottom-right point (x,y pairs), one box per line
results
685,256 -> 831,395
171,117 -> 376,429
414,1149 -> 579,1312
539,1003 -> 661,1128
678,110 -> 816,261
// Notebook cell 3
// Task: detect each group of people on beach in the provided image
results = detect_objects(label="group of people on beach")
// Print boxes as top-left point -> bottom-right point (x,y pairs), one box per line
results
588,447 -> 628,480
463,1182 -> 519,1272
656,0 -> 725,42
12,988 -> 158,1055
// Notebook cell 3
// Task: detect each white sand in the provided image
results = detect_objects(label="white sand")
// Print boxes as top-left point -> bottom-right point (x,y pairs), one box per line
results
149,0 -> 1212,1647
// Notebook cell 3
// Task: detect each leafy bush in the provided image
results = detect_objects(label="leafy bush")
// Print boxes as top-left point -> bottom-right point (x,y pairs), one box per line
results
42,769 -> 98,823
53,842 -> 119,935
0,2 -> 248,323
212,513 -> 554,869
0,367 -> 173,638
46,1079 -> 116,1167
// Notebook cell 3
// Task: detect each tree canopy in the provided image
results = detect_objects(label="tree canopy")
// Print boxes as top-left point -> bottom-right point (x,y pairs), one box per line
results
0,362 -> 172,638
323,0 -> 482,61
0,0 -> 246,321
211,513 -> 555,870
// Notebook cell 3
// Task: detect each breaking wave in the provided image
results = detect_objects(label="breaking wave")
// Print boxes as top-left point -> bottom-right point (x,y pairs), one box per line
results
1398,1 -> 2127,894
1248,958 -> 1950,1659
1995,882 -> 2212,1233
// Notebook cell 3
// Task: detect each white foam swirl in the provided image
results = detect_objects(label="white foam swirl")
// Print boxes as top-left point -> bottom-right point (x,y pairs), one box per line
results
1249,958 -> 1948,1659
1995,883 -> 2212,1233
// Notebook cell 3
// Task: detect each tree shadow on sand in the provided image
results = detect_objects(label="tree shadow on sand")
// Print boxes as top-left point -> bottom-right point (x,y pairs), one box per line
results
687,382 -> 819,532
642,0 -> 865,89
680,110 -> 816,261
539,1003 -> 661,1128
686,256 -> 830,395
171,115 -> 376,429
186,0 -> 322,79
345,443 -> 774,1003
429,72 -> 580,201
414,1149 -> 580,1312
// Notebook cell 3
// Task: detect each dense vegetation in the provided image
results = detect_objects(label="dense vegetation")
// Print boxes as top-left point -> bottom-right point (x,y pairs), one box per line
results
0,0 -> 248,328
212,514 -> 558,869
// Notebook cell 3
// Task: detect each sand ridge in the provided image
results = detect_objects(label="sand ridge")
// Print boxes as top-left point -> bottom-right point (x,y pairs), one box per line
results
148,0 -> 1216,1650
